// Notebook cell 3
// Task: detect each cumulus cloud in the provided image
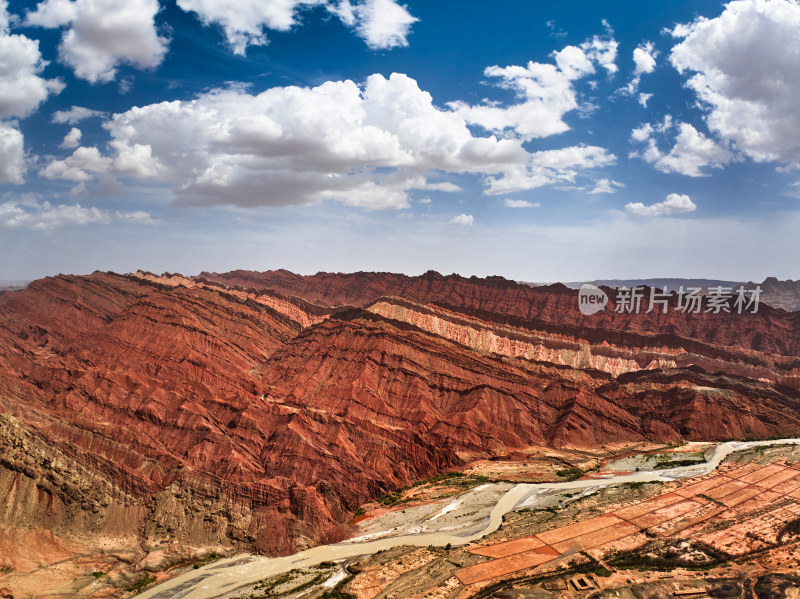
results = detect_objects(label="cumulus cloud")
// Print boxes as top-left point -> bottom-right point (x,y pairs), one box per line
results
348,0 -> 417,50
630,120 -> 733,177
39,74 -> 537,209
52,105 -> 107,124
40,145 -> 113,182
581,34 -> 618,75
630,123 -> 653,143
633,41 -> 657,75
485,145 -> 616,194
177,0 -> 416,55
503,198 -> 540,208
0,121 -> 24,184
0,195 -> 154,229
0,0 -> 57,185
176,0 -> 325,54
0,4 -> 63,119
625,193 -> 696,217
59,127 -> 81,149
449,32 -> 617,140
449,213 -> 473,226
655,123 -> 733,176
26,0 -> 169,83
617,41 -> 658,101
587,178 -> 624,194
669,0 -> 800,165
38,48 -> 619,208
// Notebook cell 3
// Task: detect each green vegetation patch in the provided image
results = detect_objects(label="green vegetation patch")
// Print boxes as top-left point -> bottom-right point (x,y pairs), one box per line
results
126,574 -> 156,593
247,569 -> 331,599
652,457 -> 706,469
377,472 -> 491,506
608,540 -> 729,571
555,467 -> 583,481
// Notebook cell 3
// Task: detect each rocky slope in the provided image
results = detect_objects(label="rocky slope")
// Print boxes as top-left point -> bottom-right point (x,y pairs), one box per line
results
201,269 -> 800,356
364,297 -> 800,389
1,269 -> 800,595
758,276 -> 800,312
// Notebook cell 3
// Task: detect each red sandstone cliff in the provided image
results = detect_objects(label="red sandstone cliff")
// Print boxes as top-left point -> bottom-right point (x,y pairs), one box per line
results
0,269 -> 799,568
201,269 -> 800,356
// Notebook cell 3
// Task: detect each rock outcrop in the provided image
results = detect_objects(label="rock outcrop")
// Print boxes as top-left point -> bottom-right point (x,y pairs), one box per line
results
0,269 -> 799,566
758,276 -> 800,312
201,269 -> 800,356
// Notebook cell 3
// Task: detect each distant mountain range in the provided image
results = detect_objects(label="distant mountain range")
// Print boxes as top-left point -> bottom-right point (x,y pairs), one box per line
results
560,278 -> 744,290
0,280 -> 29,291
7,275 -> 800,309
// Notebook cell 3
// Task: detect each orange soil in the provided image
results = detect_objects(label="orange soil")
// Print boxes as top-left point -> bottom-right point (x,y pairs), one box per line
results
454,460 -> 800,586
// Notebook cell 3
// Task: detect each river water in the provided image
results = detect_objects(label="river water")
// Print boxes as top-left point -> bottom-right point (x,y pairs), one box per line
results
138,439 -> 800,599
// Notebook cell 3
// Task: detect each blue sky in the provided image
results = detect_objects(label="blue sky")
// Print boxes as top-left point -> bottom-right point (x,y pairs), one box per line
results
1,0 -> 799,281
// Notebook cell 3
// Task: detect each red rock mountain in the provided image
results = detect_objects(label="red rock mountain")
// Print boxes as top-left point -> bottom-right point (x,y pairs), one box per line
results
201,269 -> 800,356
1,269 -> 800,562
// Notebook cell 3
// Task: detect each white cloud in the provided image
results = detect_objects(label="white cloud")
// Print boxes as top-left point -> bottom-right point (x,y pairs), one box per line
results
630,120 -> 733,177
0,3 -> 63,118
330,0 -> 356,25
0,2 -> 36,187
503,198 -> 540,208
176,0 -> 325,54
0,121 -> 24,184
545,20 -> 567,39
630,123 -> 653,143
40,74 -> 534,208
625,193 -> 696,217
486,145 -> 616,194
552,44 -> 594,79
449,32 -> 617,141
416,180 -> 461,192
529,145 -> 614,171
39,146 -> 113,182
617,42 -> 658,102
633,41 -> 658,75
655,115 -> 672,133
26,0 -> 168,83
60,126 -> 81,149
350,0 -> 417,50
418,197 -> 431,205
449,213 -> 473,226
670,0 -> 800,164
177,0 -> 416,55
110,141 -> 163,177
655,123 -> 733,176
580,34 -> 618,75
52,105 -> 107,124
587,178 -> 624,194
0,196 -> 154,230
115,210 -> 155,224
